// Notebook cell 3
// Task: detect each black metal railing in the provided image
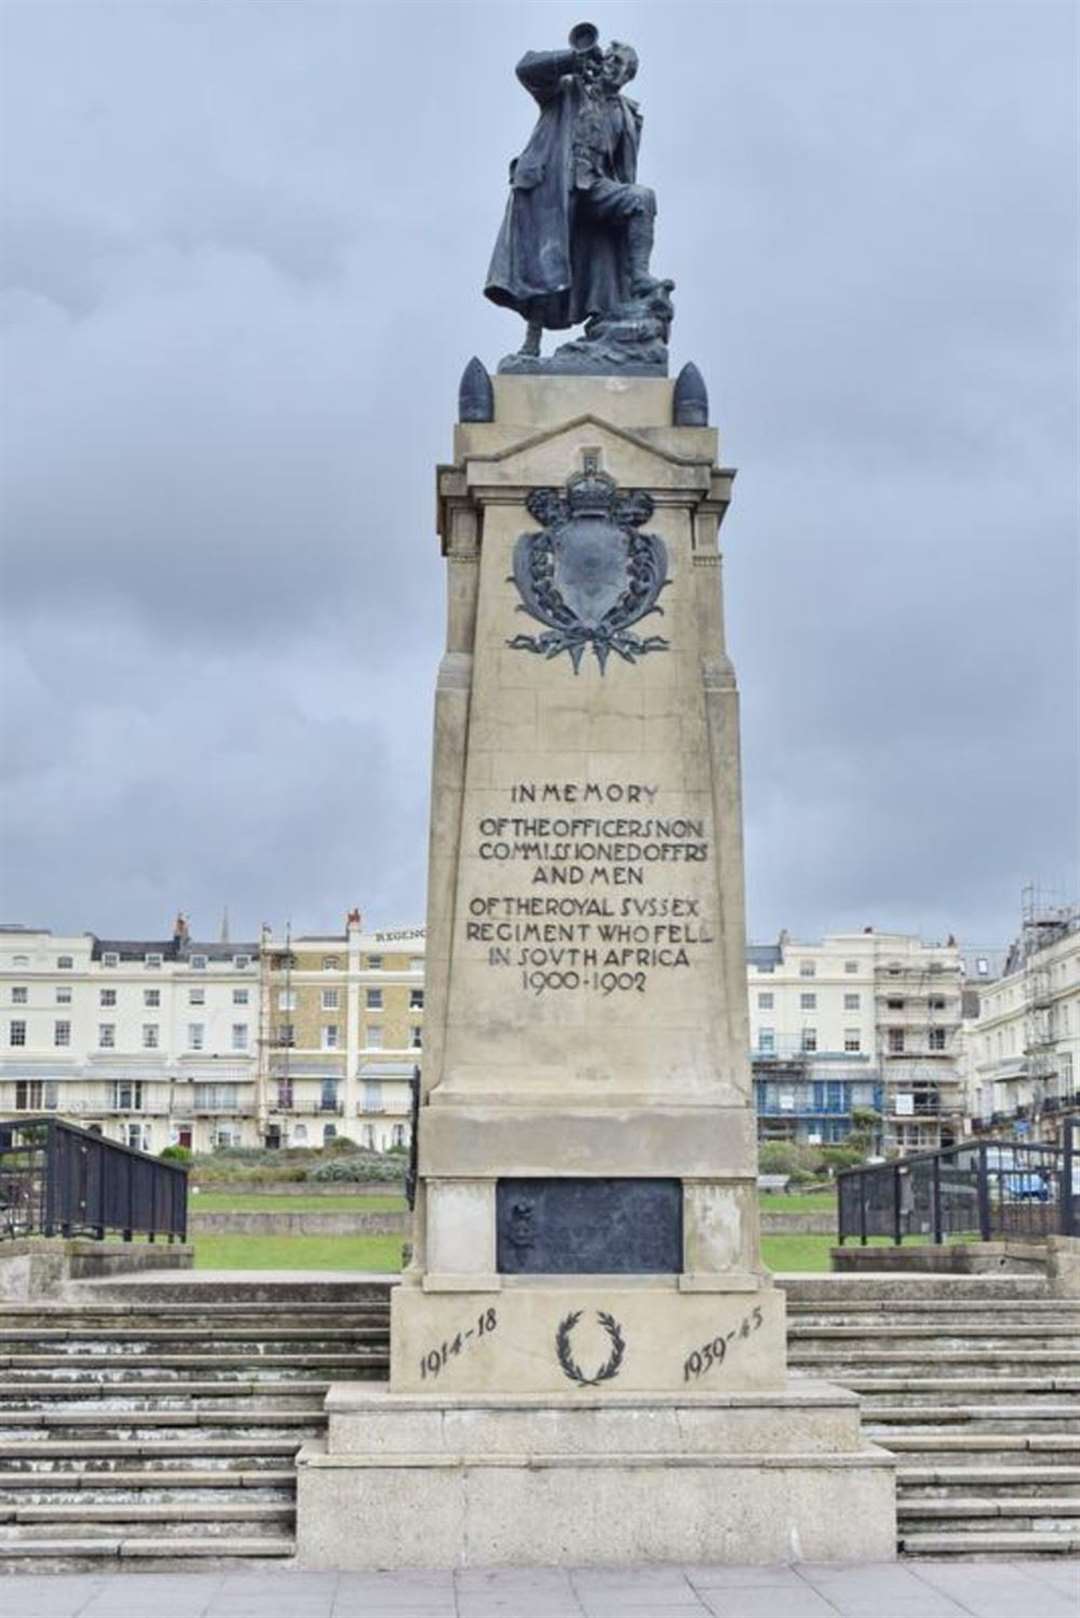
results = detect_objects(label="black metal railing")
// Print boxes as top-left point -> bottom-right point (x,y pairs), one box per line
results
0,1117 -> 187,1243
838,1123 -> 1079,1246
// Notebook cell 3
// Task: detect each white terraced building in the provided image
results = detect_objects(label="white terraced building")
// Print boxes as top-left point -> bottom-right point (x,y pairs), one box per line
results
0,915 -> 425,1154
965,898 -> 1080,1142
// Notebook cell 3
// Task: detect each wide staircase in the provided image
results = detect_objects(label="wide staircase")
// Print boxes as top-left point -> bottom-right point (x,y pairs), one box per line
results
786,1273 -> 1080,1559
1,1271 -> 1077,1566
0,1277 -> 391,1569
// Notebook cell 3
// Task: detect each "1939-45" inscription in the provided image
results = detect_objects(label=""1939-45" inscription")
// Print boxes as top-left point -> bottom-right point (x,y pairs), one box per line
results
682,1305 -> 763,1382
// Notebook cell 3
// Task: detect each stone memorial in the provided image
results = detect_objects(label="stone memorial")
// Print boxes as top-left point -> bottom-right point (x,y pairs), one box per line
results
298,25 -> 896,1568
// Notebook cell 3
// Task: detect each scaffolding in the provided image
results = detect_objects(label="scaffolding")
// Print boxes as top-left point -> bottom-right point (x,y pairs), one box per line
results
1020,886 -> 1075,1116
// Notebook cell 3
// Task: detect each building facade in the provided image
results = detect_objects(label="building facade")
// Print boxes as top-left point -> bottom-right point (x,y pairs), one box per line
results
0,918 -> 259,1153
748,929 -> 965,1154
965,899 -> 1080,1142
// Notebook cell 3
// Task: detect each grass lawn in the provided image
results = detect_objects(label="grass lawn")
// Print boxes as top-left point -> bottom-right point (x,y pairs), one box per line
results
191,1192 -> 406,1214
192,1233 -> 405,1271
758,1191 -> 837,1215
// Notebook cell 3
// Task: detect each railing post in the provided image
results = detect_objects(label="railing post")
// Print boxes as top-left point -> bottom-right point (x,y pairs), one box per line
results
859,1170 -> 868,1246
932,1153 -> 943,1245
893,1163 -> 902,1246
977,1142 -> 992,1242
1063,1120 -> 1076,1238
42,1118 -> 56,1237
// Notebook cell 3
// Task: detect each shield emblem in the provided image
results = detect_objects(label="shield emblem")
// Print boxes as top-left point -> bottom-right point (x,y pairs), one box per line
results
507,469 -> 671,674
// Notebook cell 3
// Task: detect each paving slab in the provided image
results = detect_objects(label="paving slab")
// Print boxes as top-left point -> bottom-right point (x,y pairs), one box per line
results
0,1562 -> 1074,1617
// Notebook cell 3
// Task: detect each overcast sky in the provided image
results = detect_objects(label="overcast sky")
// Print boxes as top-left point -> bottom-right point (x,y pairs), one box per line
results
1,0 -> 1076,952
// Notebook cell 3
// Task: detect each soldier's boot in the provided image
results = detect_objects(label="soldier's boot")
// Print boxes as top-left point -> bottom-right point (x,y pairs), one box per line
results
627,212 -> 663,299
518,319 -> 543,358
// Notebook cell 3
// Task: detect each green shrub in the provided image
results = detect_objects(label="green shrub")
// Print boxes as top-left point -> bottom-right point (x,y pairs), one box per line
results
308,1154 -> 404,1184
159,1145 -> 192,1164
821,1146 -> 865,1174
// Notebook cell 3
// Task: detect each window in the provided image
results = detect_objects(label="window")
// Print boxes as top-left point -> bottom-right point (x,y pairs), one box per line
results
190,954 -> 207,971
366,988 -> 383,1010
756,963 -> 775,975
366,1025 -> 383,1049
844,1029 -> 861,1052
409,989 -> 424,1009
276,1081 -> 294,1109
195,1083 -> 238,1110
758,1028 -> 775,1054
278,991 -> 296,1012
98,1024 -> 115,1048
188,1023 -> 205,1051
844,961 -> 859,974
367,955 -> 383,970
757,992 -> 774,1010
10,1018 -> 27,1046
142,1024 -> 159,1049
276,1023 -> 295,1048
99,989 -> 116,1007
1062,1053 -> 1074,1091
233,954 -> 250,970
801,1028 -> 818,1052
322,1025 -> 340,1050
57,955 -> 73,970
799,961 -> 816,978
233,988 -> 249,1006
16,1079 -> 56,1110
888,1028 -> 905,1053
55,986 -> 72,1005
322,989 -> 339,1010
886,963 -> 902,976
113,1080 -> 143,1111
232,1023 -> 248,1051
291,1123 -> 307,1142
800,993 -> 816,1010
843,993 -> 860,1010
102,952 -> 119,968
11,986 -> 28,1006
392,1124 -> 405,1148
928,997 -> 946,1011
363,1081 -> 383,1113
362,1125 -> 375,1149
411,1025 -> 422,1047
12,954 -> 29,967
323,1123 -> 338,1145
886,998 -> 904,1010
928,1027 -> 947,1051
322,955 -> 340,970
189,988 -> 205,1006
320,1079 -> 339,1113
144,953 -> 162,970
212,1125 -> 242,1148
54,1020 -> 71,1047
126,1123 -> 151,1152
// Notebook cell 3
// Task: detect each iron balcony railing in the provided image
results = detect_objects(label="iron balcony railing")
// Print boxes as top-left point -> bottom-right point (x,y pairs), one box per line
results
0,1116 -> 187,1243
837,1122 -> 1079,1247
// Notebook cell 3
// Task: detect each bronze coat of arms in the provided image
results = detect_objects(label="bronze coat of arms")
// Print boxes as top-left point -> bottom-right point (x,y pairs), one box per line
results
507,469 -> 670,674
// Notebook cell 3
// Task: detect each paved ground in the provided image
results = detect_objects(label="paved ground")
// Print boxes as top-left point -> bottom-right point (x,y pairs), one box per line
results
1,1562 -> 1077,1618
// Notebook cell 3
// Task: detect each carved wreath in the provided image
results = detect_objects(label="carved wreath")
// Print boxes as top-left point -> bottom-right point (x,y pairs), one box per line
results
507,470 -> 670,675
555,1309 -> 626,1387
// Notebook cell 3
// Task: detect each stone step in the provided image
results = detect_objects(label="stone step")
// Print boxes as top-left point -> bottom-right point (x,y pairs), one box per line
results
788,1298 -> 1080,1315
789,1351 -> 1080,1373
0,1327 -> 388,1345
864,1405 -> 1080,1427
0,1516 -> 290,1541
0,1353 -> 386,1374
0,1300 -> 390,1315
899,1496 -> 1080,1524
76,1277 -> 393,1303
901,1528 -> 1080,1556
0,1533 -> 296,1561
778,1274 -> 1052,1303
0,1380 -> 330,1399
0,1413 -> 323,1436
841,1377 -> 1080,1398
0,1387 -> 329,1412
0,1439 -> 303,1467
790,1325 -> 1080,1345
886,1434 -> 1080,1455
0,1468 -> 296,1494
2,1501 -> 293,1527
899,1465 -> 1080,1489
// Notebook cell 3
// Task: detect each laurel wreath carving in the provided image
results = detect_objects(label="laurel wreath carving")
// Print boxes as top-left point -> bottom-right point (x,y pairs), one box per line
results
555,1309 -> 626,1387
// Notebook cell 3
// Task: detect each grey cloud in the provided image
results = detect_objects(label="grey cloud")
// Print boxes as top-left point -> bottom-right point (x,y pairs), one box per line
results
0,0 -> 1075,949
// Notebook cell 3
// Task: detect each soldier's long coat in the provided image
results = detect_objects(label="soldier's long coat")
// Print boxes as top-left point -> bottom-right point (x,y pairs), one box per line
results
484,50 -> 643,330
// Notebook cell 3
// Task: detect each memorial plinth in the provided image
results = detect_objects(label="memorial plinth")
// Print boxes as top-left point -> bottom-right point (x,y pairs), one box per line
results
296,372 -> 896,1567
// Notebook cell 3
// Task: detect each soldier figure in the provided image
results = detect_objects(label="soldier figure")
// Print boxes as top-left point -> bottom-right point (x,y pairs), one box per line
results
485,33 -> 667,360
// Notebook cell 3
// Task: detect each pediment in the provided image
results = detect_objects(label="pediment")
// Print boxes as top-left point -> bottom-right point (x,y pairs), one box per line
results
463,413 -> 714,495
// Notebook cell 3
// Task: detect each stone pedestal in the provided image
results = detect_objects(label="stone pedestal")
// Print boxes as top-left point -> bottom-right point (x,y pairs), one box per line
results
296,370 -> 896,1566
